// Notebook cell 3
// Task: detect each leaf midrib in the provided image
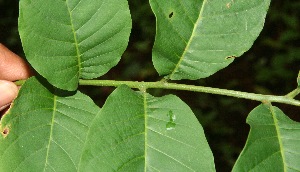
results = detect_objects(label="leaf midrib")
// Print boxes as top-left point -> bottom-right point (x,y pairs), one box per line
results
43,95 -> 57,172
270,105 -> 287,172
169,0 -> 207,79
143,92 -> 149,172
66,0 -> 82,78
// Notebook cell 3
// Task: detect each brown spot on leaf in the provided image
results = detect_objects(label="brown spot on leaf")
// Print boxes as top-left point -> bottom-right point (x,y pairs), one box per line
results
226,56 -> 237,60
1,126 -> 9,138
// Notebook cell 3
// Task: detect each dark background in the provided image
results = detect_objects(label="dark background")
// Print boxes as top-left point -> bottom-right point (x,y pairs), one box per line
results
1,0 -> 299,171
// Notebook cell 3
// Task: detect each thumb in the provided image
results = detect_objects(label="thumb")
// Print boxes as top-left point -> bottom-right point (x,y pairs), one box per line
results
0,44 -> 32,81
0,80 -> 18,111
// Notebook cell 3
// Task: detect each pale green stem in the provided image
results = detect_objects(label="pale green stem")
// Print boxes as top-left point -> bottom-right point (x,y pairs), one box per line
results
79,80 -> 300,107
15,79 -> 300,106
286,87 -> 300,99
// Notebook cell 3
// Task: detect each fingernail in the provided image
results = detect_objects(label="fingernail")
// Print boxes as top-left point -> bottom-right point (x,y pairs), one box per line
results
0,80 -> 18,108
0,103 -> 10,111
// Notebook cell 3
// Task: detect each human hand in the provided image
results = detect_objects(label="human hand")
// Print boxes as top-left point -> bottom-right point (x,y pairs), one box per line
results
0,44 -> 32,112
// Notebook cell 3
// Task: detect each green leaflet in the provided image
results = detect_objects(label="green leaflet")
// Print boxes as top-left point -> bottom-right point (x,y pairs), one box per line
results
150,0 -> 271,80
19,0 -> 132,91
79,85 -> 215,171
0,77 -> 100,171
232,104 -> 300,172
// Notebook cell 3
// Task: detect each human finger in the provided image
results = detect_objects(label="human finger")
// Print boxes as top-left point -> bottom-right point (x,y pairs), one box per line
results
0,80 -> 18,111
0,43 -> 32,81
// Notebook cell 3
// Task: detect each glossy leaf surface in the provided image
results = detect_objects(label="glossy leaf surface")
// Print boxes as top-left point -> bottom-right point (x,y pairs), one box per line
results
232,104 -> 300,172
150,0 -> 271,80
0,77 -> 100,171
19,0 -> 132,91
79,85 -> 215,171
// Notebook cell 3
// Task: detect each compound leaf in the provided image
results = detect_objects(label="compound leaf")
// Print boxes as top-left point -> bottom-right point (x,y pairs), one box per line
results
232,104 -> 300,172
0,77 -> 100,171
19,0 -> 132,91
79,85 -> 215,171
150,0 -> 271,80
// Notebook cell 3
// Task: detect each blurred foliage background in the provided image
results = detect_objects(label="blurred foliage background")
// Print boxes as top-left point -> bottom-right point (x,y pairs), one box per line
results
1,0 -> 299,171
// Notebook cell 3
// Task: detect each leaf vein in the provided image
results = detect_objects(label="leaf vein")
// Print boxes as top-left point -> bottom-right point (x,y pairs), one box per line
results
147,145 -> 195,172
148,128 -> 196,149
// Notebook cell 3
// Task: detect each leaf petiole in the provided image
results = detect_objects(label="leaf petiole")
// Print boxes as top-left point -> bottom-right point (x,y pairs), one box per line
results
15,79 -> 300,107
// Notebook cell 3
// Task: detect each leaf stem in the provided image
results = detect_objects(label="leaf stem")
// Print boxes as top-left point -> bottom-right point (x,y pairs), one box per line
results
15,79 -> 300,106
14,80 -> 26,86
78,80 -> 300,107
286,87 -> 300,99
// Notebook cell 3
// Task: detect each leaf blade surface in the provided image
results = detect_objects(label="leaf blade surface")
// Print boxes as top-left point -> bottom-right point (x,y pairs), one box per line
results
150,0 -> 271,80
0,77 -> 100,171
79,85 -> 215,171
232,104 -> 300,172
19,0 -> 132,90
